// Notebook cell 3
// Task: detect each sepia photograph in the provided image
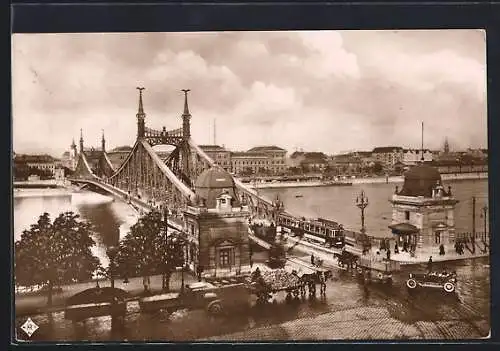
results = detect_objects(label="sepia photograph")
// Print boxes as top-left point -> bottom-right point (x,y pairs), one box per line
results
12,30 -> 489,342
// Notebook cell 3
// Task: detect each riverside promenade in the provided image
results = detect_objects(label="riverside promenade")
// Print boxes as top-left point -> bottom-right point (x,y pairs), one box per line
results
247,172 -> 487,189
279,233 -> 489,269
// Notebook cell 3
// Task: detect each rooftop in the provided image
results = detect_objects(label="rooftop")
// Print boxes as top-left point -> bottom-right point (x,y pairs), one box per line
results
14,154 -> 57,163
231,151 -> 268,158
247,146 -> 287,153
110,146 -> 133,152
372,146 -> 403,153
199,145 -> 228,151
397,163 -> 442,197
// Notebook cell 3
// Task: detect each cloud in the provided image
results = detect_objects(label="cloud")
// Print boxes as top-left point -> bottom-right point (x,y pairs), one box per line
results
11,31 -> 486,157
298,31 -> 361,79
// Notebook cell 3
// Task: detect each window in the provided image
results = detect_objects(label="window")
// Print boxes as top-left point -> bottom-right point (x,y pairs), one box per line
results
405,211 -> 410,220
435,232 -> 441,244
219,248 -> 232,267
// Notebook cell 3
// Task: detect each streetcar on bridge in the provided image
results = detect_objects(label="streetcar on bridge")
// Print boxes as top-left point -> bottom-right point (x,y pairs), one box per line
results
277,213 -> 344,248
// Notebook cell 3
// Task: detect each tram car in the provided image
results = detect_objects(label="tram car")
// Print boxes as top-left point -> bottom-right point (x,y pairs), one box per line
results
250,221 -> 277,243
277,213 -> 344,247
405,271 -> 457,294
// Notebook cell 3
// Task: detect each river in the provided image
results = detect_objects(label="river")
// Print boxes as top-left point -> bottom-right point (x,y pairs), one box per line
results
259,179 -> 489,237
13,179 -> 488,265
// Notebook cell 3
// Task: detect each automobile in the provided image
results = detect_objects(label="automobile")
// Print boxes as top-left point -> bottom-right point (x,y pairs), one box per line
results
406,271 -> 457,293
138,281 -> 251,316
64,287 -> 129,321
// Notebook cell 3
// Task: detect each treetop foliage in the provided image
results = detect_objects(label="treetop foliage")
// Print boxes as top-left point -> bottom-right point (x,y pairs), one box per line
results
114,210 -> 186,278
15,211 -> 100,288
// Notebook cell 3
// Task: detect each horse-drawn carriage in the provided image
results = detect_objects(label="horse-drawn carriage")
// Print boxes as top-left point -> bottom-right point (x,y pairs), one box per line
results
248,266 -> 331,303
334,250 -> 359,270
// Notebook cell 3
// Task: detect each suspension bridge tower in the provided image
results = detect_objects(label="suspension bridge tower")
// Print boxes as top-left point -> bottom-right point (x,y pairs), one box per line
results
181,89 -> 192,185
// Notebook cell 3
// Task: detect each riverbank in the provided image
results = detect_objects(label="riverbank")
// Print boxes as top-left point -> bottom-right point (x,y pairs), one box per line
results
246,172 -> 487,189
13,188 -> 72,199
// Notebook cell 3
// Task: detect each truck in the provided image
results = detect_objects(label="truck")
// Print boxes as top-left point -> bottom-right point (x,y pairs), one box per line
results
138,281 -> 251,316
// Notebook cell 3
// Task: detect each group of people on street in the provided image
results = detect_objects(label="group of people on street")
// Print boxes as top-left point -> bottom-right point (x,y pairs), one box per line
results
310,254 -> 324,268
454,240 -> 466,255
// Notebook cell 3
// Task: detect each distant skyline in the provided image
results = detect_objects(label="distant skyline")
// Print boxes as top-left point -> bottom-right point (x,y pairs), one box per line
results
12,30 -> 487,157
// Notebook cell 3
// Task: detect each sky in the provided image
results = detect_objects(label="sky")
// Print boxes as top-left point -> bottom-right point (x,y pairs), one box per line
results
12,30 -> 487,157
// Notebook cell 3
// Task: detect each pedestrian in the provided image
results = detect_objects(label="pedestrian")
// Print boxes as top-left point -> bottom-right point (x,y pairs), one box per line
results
394,242 -> 399,254
439,244 -> 445,256
319,271 -> 327,296
311,254 -> 315,266
403,241 -> 408,252
386,248 -> 391,260
143,275 -> 151,294
427,256 -> 433,272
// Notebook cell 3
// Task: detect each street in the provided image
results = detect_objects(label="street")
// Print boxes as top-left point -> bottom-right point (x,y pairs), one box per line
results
15,252 -> 490,342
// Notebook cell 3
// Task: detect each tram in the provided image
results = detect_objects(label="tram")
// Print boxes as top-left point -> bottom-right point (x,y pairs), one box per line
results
277,213 -> 344,247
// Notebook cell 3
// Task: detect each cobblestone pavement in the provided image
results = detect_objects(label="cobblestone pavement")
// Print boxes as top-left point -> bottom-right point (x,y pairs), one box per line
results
203,306 -> 489,341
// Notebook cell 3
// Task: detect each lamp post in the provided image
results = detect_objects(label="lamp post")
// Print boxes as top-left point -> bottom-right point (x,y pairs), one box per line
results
106,245 -> 119,324
356,190 -> 369,234
106,246 -> 119,289
481,204 -> 488,241
162,205 -> 168,291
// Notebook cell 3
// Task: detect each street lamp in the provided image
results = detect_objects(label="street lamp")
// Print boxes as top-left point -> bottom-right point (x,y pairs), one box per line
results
162,205 -> 168,291
106,245 -> 119,324
480,204 -> 488,240
106,246 -> 119,289
356,190 -> 369,234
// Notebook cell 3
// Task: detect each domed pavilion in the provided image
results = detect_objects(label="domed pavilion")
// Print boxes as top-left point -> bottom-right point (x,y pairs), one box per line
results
389,162 -> 459,250
194,167 -> 240,209
182,166 -> 251,279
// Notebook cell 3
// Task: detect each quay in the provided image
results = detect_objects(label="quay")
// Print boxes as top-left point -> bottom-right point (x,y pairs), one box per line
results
246,172 -> 487,189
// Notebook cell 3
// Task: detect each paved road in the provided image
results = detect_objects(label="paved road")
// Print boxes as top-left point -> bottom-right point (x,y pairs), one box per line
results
14,253 -> 490,342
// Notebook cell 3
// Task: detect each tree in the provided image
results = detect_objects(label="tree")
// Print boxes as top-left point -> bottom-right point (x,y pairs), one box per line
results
14,212 -> 100,306
114,211 -> 185,292
371,162 -> 384,174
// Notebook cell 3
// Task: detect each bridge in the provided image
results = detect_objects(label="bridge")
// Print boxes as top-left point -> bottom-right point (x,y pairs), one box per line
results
69,88 -> 283,229
66,88 -> 416,269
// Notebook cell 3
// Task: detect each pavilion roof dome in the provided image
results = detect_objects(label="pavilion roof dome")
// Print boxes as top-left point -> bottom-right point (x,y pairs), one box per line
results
194,167 -> 240,209
195,167 -> 235,189
397,163 -> 442,197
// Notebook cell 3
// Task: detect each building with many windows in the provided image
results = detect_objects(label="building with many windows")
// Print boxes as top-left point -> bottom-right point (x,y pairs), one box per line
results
230,151 -> 270,175
230,145 -> 287,176
402,148 -> 433,166
107,146 -> 133,169
198,145 -> 232,172
372,146 -> 404,168
14,154 -> 59,176
247,146 -> 287,174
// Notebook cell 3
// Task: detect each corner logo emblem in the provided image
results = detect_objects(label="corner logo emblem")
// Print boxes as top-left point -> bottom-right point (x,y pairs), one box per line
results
20,318 -> 39,338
